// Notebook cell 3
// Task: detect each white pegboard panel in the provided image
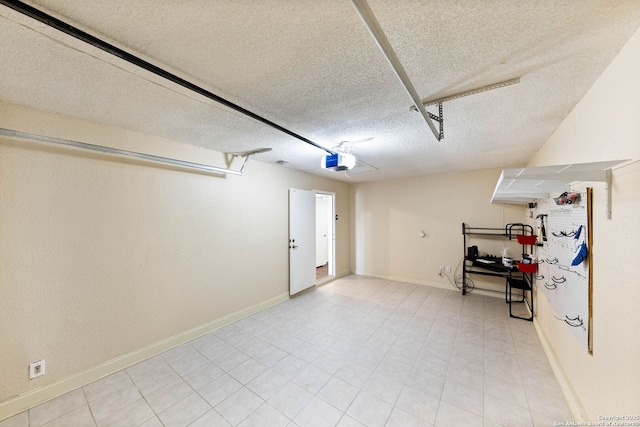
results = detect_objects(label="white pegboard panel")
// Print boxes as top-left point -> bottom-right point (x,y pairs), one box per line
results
534,189 -> 591,352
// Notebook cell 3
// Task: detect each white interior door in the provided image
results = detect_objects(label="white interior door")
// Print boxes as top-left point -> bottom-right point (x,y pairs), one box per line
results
315,195 -> 330,267
289,189 -> 316,295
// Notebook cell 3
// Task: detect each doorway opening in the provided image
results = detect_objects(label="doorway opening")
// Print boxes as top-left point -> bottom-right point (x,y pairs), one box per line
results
315,192 -> 335,283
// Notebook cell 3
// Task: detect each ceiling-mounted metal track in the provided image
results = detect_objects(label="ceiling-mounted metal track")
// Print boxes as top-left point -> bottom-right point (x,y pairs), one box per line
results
0,128 -> 270,175
0,0 -> 335,155
412,77 -> 521,108
350,0 -> 441,142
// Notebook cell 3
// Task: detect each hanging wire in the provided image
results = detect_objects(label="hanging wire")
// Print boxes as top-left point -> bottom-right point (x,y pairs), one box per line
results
442,258 -> 474,292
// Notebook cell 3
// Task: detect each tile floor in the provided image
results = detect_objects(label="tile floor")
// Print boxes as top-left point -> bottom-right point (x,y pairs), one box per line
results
1,275 -> 572,427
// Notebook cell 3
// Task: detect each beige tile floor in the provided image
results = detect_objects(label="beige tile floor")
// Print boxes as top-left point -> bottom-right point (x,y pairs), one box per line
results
1,275 -> 572,427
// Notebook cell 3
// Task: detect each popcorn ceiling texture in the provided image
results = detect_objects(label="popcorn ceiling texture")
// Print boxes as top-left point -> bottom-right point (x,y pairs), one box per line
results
0,1 -> 639,182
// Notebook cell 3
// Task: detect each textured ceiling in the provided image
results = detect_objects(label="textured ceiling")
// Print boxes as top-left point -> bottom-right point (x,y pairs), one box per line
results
1,1 -> 639,182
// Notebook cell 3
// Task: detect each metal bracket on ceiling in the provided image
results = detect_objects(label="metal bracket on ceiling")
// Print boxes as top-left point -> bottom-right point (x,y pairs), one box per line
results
226,148 -> 273,174
426,103 -> 444,141
410,78 -> 521,141
415,78 -> 521,109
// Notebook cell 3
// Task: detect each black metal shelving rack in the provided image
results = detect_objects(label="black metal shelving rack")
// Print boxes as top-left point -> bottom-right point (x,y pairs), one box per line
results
461,223 -> 536,321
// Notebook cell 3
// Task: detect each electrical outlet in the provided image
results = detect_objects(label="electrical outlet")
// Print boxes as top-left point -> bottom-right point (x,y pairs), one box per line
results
446,266 -> 452,273
29,360 -> 45,380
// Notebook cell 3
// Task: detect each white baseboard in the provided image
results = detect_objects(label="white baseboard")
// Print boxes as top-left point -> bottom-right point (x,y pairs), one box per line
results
352,272 -> 505,297
0,292 -> 290,422
533,318 -> 588,421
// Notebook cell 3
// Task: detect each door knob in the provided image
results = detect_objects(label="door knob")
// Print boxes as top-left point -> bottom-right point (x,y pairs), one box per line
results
290,244 -> 298,249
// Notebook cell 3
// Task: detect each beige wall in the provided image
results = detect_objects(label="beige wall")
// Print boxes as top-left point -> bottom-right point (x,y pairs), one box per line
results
350,169 -> 525,292
527,28 -> 640,418
0,101 -> 350,411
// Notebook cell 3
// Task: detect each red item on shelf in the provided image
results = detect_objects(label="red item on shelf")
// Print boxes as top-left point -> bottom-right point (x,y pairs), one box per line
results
517,262 -> 538,273
516,235 -> 537,245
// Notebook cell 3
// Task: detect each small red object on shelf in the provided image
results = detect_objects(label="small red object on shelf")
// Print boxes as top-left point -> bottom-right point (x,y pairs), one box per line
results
517,262 -> 537,273
516,235 -> 537,245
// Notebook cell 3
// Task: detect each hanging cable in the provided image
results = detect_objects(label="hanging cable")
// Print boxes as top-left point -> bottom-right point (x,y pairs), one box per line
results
441,257 -> 473,292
